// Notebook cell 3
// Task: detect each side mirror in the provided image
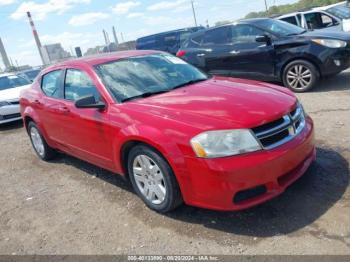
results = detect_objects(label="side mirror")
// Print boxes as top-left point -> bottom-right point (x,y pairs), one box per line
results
75,95 -> 106,110
256,35 -> 271,45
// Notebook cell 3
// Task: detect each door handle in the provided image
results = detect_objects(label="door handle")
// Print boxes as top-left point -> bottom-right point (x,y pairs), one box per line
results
230,50 -> 240,54
197,53 -> 206,57
58,106 -> 70,114
33,99 -> 41,105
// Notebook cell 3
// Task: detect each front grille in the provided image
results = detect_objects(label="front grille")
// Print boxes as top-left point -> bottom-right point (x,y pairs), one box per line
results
252,104 -> 306,150
2,113 -> 21,120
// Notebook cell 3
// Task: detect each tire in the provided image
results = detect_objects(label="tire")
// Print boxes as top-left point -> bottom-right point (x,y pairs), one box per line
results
282,60 -> 319,92
127,145 -> 183,213
28,121 -> 57,161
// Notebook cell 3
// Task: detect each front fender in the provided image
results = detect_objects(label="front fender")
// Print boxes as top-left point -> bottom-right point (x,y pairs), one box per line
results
112,124 -> 191,200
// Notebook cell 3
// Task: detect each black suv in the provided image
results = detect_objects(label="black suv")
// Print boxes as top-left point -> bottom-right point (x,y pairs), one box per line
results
177,18 -> 350,92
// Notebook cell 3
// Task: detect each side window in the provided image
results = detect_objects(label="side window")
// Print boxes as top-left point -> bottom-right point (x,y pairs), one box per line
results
281,16 -> 298,26
64,69 -> 100,102
188,34 -> 204,47
203,26 -> 232,45
41,70 -> 63,98
297,14 -> 302,26
305,12 -> 336,29
320,13 -> 336,26
232,25 -> 265,44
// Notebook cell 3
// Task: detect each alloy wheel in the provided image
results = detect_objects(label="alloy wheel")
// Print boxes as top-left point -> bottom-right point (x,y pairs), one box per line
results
132,155 -> 167,205
286,65 -> 312,90
30,127 -> 45,157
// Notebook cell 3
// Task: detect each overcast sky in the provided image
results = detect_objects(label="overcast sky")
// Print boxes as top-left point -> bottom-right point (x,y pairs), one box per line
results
0,0 -> 298,68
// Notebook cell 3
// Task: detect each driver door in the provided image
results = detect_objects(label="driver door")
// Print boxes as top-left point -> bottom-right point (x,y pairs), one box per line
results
57,68 -> 114,170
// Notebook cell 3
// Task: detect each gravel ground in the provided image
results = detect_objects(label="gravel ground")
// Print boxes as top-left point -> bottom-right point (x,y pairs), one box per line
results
0,71 -> 349,255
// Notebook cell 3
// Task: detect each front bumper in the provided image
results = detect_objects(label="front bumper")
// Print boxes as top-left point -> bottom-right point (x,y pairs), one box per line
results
182,116 -> 315,211
0,104 -> 21,124
321,48 -> 350,76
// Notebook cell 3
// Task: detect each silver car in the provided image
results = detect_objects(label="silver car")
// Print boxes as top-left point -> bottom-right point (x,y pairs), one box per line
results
277,9 -> 343,32
0,73 -> 31,124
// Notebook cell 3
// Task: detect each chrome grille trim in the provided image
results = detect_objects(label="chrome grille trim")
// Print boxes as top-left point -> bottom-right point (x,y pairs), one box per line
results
252,104 -> 306,150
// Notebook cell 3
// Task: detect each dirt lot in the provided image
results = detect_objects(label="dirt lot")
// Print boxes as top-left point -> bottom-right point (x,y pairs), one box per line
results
0,71 -> 349,255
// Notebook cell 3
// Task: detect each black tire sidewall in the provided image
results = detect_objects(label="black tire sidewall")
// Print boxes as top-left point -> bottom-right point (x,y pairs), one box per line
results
283,60 -> 319,92
127,145 -> 181,213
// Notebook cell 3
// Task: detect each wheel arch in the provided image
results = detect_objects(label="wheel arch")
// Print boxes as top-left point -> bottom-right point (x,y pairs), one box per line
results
279,56 -> 322,80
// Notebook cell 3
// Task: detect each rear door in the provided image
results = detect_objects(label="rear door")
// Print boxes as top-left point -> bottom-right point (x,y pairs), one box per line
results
37,69 -> 67,143
216,24 -> 276,80
200,25 -> 236,75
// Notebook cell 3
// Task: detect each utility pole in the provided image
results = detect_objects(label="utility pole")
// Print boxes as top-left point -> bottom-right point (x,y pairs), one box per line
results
0,37 -> 11,70
191,0 -> 198,27
264,0 -> 269,12
27,12 -> 46,65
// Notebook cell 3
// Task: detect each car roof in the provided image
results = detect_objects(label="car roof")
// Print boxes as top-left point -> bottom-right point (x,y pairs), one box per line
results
137,26 -> 204,40
0,73 -> 15,78
190,18 -> 271,32
45,50 -> 164,70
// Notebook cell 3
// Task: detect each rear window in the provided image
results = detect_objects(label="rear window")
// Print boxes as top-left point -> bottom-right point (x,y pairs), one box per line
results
41,70 -> 63,98
203,26 -> 232,45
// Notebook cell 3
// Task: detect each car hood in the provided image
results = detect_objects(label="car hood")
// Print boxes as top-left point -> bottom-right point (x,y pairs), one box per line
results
0,84 -> 31,101
126,77 -> 297,130
302,30 -> 350,41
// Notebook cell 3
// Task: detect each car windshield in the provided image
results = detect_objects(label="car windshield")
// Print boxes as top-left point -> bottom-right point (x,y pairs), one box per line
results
94,54 -> 209,102
327,4 -> 350,19
255,19 -> 306,36
0,75 -> 31,91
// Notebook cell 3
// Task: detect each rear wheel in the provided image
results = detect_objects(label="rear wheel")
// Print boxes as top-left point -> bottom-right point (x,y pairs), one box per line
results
28,122 -> 57,161
127,145 -> 183,213
283,60 -> 319,92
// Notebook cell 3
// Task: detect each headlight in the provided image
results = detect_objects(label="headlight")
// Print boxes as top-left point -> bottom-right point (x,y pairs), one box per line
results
312,39 -> 347,48
0,101 -> 11,107
190,129 -> 261,158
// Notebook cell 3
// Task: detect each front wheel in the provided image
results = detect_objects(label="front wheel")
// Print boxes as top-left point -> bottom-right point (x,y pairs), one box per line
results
128,145 -> 183,213
283,60 -> 319,92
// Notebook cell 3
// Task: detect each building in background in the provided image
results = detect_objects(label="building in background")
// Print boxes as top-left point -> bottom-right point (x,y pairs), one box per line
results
44,43 -> 71,63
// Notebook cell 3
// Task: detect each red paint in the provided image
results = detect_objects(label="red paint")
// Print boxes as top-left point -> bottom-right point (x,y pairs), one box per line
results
20,51 -> 315,211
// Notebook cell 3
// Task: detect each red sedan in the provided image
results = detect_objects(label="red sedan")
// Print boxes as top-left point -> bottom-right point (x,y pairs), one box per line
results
20,51 -> 315,213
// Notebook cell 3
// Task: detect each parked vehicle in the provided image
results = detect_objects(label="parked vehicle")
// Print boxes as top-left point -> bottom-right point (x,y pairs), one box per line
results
316,1 -> 350,32
20,51 -> 315,213
0,73 -> 31,124
17,68 -> 41,82
177,18 -> 350,92
276,9 -> 342,32
136,27 -> 204,54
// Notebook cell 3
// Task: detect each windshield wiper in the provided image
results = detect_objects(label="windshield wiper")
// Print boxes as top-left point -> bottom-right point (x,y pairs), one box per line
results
170,78 -> 208,90
121,90 -> 169,103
